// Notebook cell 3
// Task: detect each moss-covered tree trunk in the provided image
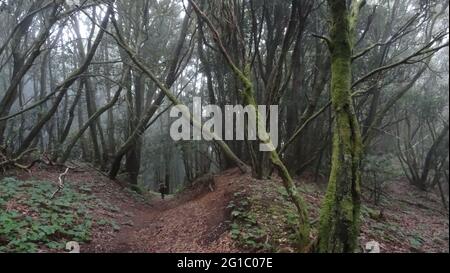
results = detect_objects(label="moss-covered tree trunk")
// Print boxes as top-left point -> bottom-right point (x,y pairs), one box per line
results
189,0 -> 311,251
318,0 -> 364,253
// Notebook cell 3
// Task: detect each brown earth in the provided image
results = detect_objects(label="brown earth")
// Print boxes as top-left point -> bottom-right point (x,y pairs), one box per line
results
100,168 -> 245,253
9,164 -> 449,253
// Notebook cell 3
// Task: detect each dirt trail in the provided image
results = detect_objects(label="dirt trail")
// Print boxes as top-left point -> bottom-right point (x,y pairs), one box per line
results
14,165 -> 245,253
13,165 -> 448,253
101,169 -> 245,253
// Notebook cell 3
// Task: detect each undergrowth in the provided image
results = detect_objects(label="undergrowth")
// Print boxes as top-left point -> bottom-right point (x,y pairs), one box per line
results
0,177 -> 112,253
228,179 -> 307,252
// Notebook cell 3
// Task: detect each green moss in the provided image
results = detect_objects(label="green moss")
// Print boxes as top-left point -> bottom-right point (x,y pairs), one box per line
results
226,60 -> 312,250
317,0 -> 363,253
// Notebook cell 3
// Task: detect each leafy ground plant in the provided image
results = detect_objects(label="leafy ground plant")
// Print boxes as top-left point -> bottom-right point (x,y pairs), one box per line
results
0,177 -> 106,253
228,180 -> 309,252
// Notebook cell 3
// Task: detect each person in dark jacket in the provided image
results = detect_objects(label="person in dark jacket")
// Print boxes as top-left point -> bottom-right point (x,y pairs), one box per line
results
158,182 -> 167,200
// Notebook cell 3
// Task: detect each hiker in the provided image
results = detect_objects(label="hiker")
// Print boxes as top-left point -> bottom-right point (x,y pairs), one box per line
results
159,182 -> 167,200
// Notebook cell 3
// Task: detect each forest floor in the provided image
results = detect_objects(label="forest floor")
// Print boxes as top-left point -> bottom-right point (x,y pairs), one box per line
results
1,165 -> 448,253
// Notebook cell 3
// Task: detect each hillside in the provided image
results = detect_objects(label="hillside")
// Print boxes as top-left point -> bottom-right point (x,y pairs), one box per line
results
0,165 -> 448,253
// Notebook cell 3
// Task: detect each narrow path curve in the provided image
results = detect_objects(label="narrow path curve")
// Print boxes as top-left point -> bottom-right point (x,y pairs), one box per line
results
106,169 -> 245,253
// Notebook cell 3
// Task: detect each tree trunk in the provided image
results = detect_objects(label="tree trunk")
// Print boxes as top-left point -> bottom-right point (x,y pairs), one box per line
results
59,81 -> 83,145
83,79 -> 102,165
15,6 -> 112,156
0,3 -> 59,144
109,5 -> 193,179
0,0 -> 49,144
59,80 -> 124,164
189,0 -> 310,250
317,0 -> 364,253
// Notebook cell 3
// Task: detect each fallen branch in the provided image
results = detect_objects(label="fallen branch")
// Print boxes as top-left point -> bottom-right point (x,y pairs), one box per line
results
50,168 -> 69,200
0,148 -> 37,171
21,152 -> 78,171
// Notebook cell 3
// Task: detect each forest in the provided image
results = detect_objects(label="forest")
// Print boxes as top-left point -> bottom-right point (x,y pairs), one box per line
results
0,0 -> 448,254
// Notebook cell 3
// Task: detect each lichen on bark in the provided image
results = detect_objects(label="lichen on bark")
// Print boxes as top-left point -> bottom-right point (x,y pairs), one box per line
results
317,0 -> 364,253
